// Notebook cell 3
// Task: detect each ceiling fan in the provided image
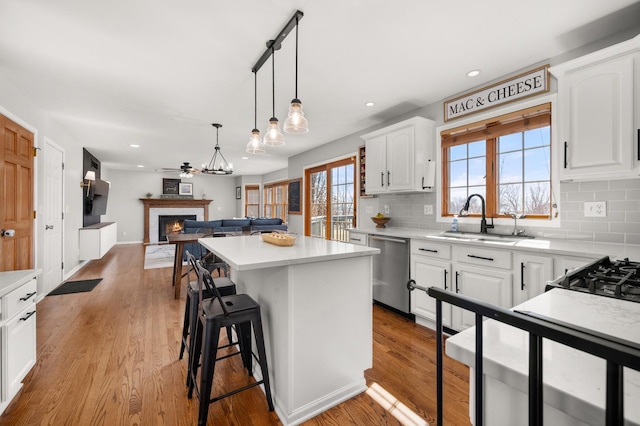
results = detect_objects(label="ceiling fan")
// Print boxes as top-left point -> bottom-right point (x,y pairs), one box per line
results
160,162 -> 200,178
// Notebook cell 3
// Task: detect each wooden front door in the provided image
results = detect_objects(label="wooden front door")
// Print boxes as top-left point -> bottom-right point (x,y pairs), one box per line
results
0,114 -> 34,271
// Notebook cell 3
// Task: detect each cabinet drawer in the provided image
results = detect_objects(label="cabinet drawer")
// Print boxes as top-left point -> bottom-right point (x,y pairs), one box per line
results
454,245 -> 512,270
4,278 -> 37,321
6,306 -> 37,398
411,240 -> 451,260
348,232 -> 367,246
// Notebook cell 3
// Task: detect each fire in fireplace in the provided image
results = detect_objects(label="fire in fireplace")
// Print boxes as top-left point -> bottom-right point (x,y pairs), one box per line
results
158,215 -> 196,242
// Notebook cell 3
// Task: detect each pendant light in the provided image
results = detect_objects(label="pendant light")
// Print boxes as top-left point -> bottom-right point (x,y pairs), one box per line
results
246,71 -> 265,154
284,15 -> 309,134
263,46 -> 285,146
201,123 -> 233,175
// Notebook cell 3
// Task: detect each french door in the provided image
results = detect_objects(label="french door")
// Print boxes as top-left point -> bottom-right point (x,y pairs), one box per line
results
304,156 -> 356,241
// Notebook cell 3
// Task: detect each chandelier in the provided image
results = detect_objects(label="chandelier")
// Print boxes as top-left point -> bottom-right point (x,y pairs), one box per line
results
201,123 -> 233,175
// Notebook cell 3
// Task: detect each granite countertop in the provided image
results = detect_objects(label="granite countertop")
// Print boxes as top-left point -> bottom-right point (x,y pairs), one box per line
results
199,235 -> 380,271
0,269 -> 41,297
349,226 -> 640,261
445,289 -> 640,425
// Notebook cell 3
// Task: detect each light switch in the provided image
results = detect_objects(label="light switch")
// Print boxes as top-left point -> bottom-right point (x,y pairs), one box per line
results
424,205 -> 433,215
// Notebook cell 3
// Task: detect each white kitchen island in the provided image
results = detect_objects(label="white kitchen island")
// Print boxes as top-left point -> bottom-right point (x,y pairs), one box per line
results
198,235 -> 379,425
446,289 -> 640,425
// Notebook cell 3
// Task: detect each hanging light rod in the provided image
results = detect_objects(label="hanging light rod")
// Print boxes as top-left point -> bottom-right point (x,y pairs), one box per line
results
251,10 -> 304,73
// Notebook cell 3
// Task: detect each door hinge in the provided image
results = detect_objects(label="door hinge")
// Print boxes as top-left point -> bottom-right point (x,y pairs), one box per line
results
33,146 -> 40,157
33,210 -> 37,219
61,262 -> 64,269
62,162 -> 65,170
61,212 -> 64,220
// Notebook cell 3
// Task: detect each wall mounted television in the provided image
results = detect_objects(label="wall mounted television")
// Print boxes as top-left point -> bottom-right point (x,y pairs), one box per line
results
89,179 -> 110,216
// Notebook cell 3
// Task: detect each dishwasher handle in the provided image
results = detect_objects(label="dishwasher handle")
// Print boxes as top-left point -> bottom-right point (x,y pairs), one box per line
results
368,235 -> 408,244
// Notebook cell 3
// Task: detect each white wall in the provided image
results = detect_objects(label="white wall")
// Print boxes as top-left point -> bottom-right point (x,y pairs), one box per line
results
0,73 -> 86,292
105,169 -> 237,243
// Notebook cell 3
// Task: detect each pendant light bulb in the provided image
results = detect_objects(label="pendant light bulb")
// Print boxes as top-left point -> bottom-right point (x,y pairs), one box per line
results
284,17 -> 309,134
264,46 -> 284,147
263,117 -> 285,146
246,129 -> 265,153
284,99 -> 309,134
246,71 -> 265,154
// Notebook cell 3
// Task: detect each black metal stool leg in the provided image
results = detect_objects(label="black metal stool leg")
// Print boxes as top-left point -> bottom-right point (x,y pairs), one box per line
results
188,318 -> 204,399
252,312 -> 274,411
179,293 -> 191,360
198,322 -> 222,426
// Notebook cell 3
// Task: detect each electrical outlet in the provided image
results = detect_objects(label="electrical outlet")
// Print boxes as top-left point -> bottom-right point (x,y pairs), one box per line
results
366,206 -> 373,214
584,201 -> 607,217
122,231 -> 127,237
424,205 -> 433,215
384,205 -> 390,214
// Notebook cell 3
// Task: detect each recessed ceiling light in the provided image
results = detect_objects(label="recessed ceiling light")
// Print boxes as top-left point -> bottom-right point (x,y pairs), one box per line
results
137,164 -> 144,168
467,69 -> 481,78
130,144 -> 140,148
365,102 -> 375,107
242,156 -> 249,160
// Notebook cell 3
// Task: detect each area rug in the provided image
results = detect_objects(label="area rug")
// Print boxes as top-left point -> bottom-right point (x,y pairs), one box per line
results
144,244 -> 177,269
48,278 -> 103,295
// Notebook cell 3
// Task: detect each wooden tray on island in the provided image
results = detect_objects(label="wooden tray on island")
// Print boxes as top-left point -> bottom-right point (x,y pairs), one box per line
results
261,232 -> 296,247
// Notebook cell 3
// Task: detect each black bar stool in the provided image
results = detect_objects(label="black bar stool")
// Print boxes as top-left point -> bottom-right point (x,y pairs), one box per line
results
188,260 -> 274,426
180,251 -> 237,387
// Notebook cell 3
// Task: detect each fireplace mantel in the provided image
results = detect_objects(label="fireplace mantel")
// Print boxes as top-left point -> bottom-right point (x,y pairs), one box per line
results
140,198 -> 213,244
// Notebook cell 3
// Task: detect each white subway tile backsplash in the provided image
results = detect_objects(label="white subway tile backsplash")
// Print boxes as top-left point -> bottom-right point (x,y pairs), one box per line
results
567,192 -> 596,202
594,232 -> 625,244
580,181 -> 609,191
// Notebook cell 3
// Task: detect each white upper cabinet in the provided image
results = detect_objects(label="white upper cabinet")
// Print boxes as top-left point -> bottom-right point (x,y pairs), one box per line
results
549,34 -> 640,181
362,116 -> 435,193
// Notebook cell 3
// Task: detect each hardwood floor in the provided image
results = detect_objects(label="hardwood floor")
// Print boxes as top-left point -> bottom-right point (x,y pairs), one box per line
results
1,244 -> 471,425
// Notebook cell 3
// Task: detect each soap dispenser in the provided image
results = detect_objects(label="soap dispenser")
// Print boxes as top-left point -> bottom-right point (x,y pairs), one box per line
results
451,215 -> 458,232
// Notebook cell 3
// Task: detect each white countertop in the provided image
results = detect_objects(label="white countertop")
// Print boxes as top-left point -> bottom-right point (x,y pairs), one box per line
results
199,235 -> 380,271
349,226 -> 640,261
446,289 -> 640,425
0,269 -> 40,297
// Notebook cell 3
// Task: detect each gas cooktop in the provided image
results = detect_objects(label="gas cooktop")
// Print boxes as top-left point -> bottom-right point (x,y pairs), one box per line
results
546,256 -> 640,303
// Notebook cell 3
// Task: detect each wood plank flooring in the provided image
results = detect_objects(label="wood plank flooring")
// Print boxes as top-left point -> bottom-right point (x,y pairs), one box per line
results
1,244 -> 471,425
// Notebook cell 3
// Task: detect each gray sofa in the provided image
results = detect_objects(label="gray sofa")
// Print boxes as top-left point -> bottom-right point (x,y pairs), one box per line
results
181,218 -> 287,259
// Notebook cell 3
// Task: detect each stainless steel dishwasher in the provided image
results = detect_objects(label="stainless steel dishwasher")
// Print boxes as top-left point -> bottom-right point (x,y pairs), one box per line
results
368,234 -> 411,316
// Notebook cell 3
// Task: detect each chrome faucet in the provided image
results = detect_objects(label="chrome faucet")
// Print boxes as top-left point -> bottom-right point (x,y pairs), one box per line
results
508,212 -> 527,236
459,194 -> 494,234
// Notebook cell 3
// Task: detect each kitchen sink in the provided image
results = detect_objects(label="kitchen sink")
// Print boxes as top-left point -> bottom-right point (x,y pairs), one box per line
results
429,231 -> 535,244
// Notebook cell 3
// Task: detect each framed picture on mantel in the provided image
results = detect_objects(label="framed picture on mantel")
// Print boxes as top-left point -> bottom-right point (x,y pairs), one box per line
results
163,178 -> 180,195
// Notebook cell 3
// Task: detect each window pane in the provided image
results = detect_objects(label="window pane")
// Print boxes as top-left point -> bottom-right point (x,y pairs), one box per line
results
450,144 -> 467,161
524,182 -> 550,215
449,159 -> 467,188
449,187 -> 468,213
498,151 -> 522,184
499,133 -> 522,153
524,147 -> 550,181
499,183 -> 523,214
524,126 -> 550,149
468,157 -> 486,186
247,206 -> 259,217
468,140 -> 485,157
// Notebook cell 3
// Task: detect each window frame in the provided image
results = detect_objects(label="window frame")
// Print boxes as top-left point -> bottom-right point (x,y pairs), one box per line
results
263,180 -> 288,221
244,184 -> 260,218
435,98 -> 561,228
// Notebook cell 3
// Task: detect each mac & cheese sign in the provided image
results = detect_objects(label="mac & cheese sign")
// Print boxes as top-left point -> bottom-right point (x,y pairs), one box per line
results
444,65 -> 549,122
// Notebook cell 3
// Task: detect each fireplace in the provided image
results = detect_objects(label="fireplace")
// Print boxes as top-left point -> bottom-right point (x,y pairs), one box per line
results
158,215 -> 196,242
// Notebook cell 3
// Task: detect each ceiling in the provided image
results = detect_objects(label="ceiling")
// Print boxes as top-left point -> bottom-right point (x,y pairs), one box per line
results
1,0 -> 639,176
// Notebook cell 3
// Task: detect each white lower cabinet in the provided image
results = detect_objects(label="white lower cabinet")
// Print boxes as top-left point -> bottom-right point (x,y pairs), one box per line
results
452,245 -> 512,331
410,240 -> 452,328
0,270 -> 40,415
513,253 -> 554,306
6,306 -> 36,398
553,255 -> 598,278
